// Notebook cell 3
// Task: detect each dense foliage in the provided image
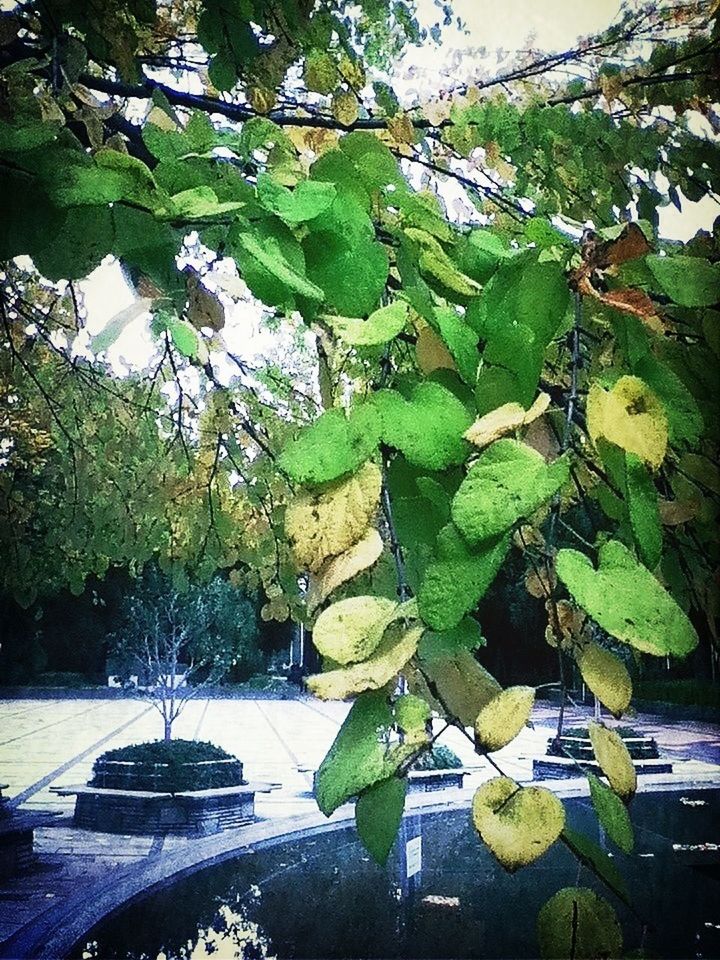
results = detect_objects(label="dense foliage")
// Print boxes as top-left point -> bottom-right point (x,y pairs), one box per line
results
1,0 -> 719,953
111,566 -> 259,738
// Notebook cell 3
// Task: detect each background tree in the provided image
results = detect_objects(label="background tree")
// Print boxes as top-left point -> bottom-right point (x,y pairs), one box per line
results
111,567 -> 259,740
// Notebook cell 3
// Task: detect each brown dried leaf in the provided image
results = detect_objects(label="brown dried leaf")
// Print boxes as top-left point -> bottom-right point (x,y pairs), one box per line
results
415,324 -> 456,375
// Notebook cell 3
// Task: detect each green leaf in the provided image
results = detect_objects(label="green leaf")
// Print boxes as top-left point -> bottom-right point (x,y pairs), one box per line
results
452,440 -> 569,545
561,827 -> 629,904
168,185 -> 244,219
304,50 -> 337,95
404,228 -> 481,300
537,886 -> 623,959
634,354 -> 703,448
457,229 -> 513,284
472,778 -> 565,872
232,225 -> 324,304
256,174 -> 336,226
646,254 -> 720,307
329,301 -> 409,346
51,148 -> 161,210
278,405 -> 380,486
394,694 -> 432,740
576,643 -> 632,717
372,382 -> 473,471
355,776 -> 407,865
474,686 -> 535,752
312,596 -> 400,665
432,307 -> 479,384
166,316 -> 200,358
587,773 -> 634,854
625,453 -> 662,570
304,230 -> 389,316
418,530 -> 510,631
339,131 -> 405,191
556,540 -> 698,657
307,622 -> 423,700
470,253 -> 571,346
315,690 -> 393,815
588,721 -> 637,800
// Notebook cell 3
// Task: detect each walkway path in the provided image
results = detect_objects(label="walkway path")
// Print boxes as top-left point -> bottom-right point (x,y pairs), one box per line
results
0,695 -> 719,952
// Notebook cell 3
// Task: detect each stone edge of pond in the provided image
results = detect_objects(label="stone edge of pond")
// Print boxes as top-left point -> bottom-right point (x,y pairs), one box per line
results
2,779 -> 719,960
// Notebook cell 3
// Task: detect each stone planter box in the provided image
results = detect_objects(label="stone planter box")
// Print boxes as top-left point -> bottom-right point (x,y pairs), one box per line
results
408,769 -> 468,792
0,799 -> 58,880
52,782 -> 274,837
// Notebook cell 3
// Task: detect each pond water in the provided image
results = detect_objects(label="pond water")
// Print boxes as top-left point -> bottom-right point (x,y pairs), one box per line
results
75,789 -> 720,959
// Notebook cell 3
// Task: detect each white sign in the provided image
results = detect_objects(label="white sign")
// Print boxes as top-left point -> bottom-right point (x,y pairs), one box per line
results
406,835 -> 422,878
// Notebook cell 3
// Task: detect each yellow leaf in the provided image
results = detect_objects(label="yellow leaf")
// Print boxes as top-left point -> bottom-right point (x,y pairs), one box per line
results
338,54 -> 365,90
312,595 -> 398,665
248,86 -> 276,114
411,646 -> 501,727
307,528 -> 384,612
474,686 -> 535,752
307,622 -> 424,700
331,90 -> 358,127
285,461 -> 381,572
588,721 -> 637,799
423,98 -> 451,127
387,112 -> 416,146
472,778 -> 565,872
577,643 -> 632,716
587,376 -> 668,470
464,393 -> 551,448
415,324 -> 457,375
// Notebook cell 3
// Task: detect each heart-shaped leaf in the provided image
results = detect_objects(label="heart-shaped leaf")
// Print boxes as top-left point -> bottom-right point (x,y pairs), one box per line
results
537,887 -> 622,960
472,777 -> 565,872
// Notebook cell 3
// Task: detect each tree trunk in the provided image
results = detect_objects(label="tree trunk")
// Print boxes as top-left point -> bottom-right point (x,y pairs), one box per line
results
164,716 -> 172,741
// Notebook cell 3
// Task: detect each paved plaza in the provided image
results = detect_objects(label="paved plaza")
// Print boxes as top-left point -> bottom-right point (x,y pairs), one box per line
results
1,695 -> 719,953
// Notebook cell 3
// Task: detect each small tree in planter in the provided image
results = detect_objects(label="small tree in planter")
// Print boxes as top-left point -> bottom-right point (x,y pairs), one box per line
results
111,567 -> 259,740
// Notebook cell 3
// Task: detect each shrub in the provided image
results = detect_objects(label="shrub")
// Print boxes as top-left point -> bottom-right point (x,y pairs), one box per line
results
412,744 -> 463,771
547,726 -> 658,760
635,679 -> 720,710
90,739 -> 244,792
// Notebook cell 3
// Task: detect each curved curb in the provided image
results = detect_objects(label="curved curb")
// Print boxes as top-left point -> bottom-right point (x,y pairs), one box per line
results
0,792 -> 470,960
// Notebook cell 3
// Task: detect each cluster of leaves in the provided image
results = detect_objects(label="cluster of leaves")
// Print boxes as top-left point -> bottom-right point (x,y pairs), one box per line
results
1,0 -> 718,954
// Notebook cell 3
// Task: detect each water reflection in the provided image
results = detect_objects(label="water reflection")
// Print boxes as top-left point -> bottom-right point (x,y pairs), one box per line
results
75,790 -> 720,959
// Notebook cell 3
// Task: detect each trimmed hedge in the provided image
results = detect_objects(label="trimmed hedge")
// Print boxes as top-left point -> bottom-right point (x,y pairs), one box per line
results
636,679 -> 720,710
90,739 -> 245,793
412,744 -> 463,771
547,727 -> 659,761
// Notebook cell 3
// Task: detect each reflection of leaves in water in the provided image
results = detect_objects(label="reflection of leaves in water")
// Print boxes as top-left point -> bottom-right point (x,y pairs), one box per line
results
189,903 -> 274,959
